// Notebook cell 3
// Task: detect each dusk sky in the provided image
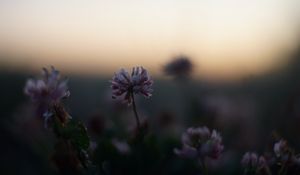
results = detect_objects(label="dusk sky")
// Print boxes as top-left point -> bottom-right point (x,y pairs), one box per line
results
0,0 -> 299,80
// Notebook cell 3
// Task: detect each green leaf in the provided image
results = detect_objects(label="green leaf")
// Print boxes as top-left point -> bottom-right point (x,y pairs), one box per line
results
65,121 -> 90,151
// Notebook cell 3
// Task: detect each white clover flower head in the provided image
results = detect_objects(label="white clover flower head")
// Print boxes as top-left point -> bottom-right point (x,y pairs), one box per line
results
111,66 -> 153,105
24,66 -> 70,104
241,152 -> 251,167
24,66 -> 70,126
112,139 -> 131,155
241,152 -> 268,171
182,127 -> 211,147
274,139 -> 288,157
250,153 -> 258,167
258,156 -> 267,168
174,145 -> 198,159
174,126 -> 224,160
205,130 -> 224,159
241,152 -> 258,168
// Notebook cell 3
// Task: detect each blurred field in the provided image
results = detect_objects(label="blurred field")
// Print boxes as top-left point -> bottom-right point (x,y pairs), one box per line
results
1,48 -> 300,174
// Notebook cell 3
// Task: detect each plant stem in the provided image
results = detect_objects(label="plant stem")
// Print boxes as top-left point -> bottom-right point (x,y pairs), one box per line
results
279,156 -> 289,175
131,92 -> 140,129
200,158 -> 208,175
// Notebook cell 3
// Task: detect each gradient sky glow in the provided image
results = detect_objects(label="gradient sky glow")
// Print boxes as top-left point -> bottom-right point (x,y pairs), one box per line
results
0,0 -> 299,80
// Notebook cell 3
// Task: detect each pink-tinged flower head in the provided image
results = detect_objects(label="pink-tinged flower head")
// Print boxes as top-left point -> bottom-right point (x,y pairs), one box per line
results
24,66 -> 70,125
241,152 -> 268,171
241,152 -> 251,167
204,130 -> 224,159
274,140 -> 288,157
241,152 -> 258,168
111,66 -> 153,104
164,55 -> 193,78
181,127 -> 211,147
174,145 -> 198,159
274,139 -> 288,157
111,139 -> 131,155
258,156 -> 267,168
174,126 -> 224,160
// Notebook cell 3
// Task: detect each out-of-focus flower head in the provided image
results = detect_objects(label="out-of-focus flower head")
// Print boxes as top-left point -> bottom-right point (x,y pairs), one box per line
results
204,130 -> 224,159
241,152 -> 269,173
241,152 -> 258,168
163,55 -> 193,79
110,66 -> 153,104
174,126 -> 224,160
273,139 -> 297,166
25,66 -> 70,103
258,156 -> 267,168
24,66 -> 70,126
111,139 -> 131,155
274,139 -> 288,158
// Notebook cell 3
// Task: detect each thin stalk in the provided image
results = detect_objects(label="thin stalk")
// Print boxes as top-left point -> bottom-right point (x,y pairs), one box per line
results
279,155 -> 290,175
131,92 -> 140,129
278,165 -> 284,175
200,158 -> 208,175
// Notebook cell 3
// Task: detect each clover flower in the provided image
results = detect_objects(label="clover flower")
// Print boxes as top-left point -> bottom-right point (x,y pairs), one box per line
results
241,152 -> 269,174
174,127 -> 224,160
164,55 -> 193,78
24,66 -> 70,126
111,66 -> 153,105
241,152 -> 259,168
112,139 -> 131,155
274,139 -> 288,158
273,139 -> 298,167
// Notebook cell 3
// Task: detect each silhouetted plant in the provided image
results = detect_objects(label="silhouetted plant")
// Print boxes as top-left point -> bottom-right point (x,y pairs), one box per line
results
24,67 -> 91,174
174,126 -> 224,175
164,55 -> 193,80
110,66 -> 153,130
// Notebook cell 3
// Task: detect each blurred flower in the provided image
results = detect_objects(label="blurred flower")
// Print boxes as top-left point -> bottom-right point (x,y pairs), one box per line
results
112,139 -> 131,155
174,127 -> 224,160
111,66 -> 153,104
258,156 -> 268,169
174,144 -> 198,159
241,152 -> 269,174
163,55 -> 193,78
241,152 -> 258,168
274,139 -> 288,157
25,66 -> 70,104
273,139 -> 297,169
24,66 -> 70,126
204,130 -> 224,159
89,141 -> 98,152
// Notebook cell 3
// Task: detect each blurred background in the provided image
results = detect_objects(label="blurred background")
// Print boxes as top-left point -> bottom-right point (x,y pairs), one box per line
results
1,0 -> 300,174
